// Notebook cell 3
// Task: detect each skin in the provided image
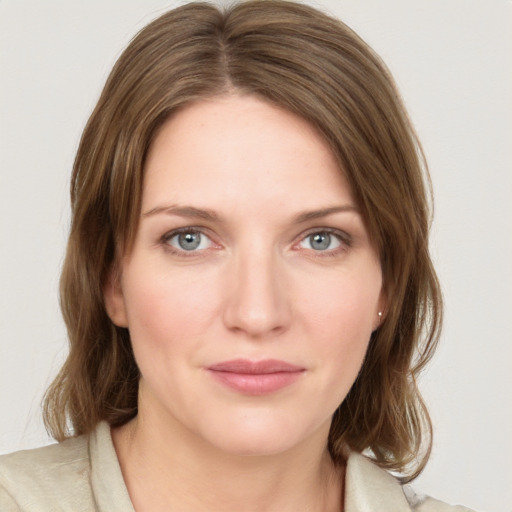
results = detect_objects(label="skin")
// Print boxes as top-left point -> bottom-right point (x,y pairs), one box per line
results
106,95 -> 385,512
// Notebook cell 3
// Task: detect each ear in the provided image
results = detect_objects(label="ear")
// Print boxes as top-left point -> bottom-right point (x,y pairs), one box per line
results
103,265 -> 129,328
372,289 -> 388,331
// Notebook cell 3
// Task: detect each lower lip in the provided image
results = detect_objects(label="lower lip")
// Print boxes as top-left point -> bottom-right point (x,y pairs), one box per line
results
208,370 -> 303,395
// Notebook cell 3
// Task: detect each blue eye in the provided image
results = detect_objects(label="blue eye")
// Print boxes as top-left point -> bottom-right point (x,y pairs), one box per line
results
299,231 -> 342,251
166,231 -> 212,251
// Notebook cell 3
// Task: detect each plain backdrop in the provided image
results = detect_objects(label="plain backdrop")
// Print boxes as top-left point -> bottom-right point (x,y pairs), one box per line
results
0,1 -> 511,511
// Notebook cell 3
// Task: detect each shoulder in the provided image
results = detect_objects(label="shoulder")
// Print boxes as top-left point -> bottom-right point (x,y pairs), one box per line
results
345,451 -> 476,512
0,433 -> 92,511
0,422 -> 134,512
403,485 -> 476,512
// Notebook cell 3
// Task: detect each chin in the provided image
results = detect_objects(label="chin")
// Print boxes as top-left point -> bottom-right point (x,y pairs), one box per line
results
195,411 -> 328,458
209,432 -> 302,458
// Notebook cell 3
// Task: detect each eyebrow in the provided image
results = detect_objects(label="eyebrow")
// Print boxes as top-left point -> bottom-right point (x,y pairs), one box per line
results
142,205 -> 220,221
142,204 -> 358,223
292,205 -> 359,223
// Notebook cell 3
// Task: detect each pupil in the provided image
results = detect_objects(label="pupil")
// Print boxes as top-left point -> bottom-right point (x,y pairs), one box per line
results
179,232 -> 201,250
311,233 -> 330,250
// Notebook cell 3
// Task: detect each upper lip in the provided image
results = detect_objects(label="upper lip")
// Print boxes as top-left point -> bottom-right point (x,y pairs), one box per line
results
207,359 -> 305,374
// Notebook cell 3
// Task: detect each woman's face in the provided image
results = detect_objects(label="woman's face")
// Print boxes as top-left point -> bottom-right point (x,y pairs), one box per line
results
106,95 -> 385,456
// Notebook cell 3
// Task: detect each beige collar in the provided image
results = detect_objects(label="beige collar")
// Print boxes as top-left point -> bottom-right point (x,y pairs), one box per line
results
91,422 -> 411,511
344,450 -> 412,512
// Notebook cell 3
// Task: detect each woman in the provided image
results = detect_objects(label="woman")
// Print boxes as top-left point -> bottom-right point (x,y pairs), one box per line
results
0,1 -> 473,510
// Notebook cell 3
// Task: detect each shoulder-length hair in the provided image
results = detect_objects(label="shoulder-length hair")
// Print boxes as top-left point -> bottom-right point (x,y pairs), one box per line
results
44,0 -> 441,481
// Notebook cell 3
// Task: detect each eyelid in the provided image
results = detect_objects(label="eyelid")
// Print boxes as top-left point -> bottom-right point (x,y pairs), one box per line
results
292,227 -> 352,252
158,225 -> 352,258
160,226 -> 221,255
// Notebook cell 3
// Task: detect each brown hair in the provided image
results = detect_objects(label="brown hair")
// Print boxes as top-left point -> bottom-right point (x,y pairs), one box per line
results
43,0 -> 441,481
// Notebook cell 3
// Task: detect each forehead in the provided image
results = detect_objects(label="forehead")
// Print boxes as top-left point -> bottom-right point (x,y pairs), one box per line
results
142,94 -> 355,214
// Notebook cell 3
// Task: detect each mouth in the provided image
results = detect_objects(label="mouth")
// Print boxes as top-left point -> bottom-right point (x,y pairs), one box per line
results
207,359 -> 305,395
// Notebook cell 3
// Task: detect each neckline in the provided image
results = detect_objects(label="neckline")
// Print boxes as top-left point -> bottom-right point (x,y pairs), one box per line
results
87,421 -> 410,512
89,421 -> 136,512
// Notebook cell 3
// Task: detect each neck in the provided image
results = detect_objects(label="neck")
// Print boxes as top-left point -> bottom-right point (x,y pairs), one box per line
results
112,411 -> 344,512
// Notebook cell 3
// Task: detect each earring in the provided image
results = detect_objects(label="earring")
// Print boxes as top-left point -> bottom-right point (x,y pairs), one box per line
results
378,311 -> 383,319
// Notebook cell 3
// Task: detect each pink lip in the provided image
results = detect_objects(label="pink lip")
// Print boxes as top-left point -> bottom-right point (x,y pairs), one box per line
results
207,359 -> 305,395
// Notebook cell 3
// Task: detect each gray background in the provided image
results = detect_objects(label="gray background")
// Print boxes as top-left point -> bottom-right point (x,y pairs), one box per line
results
1,1 -> 511,510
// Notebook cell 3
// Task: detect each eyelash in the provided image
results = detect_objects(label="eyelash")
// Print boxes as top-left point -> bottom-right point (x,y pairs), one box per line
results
296,228 -> 352,258
160,227 -> 218,258
159,226 -> 351,258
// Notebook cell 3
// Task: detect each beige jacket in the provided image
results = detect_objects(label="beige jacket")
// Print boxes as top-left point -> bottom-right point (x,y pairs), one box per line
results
0,422 -> 473,511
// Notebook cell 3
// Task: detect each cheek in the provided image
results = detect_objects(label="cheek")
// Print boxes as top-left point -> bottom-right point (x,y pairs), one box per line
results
300,270 -> 381,337
296,266 -> 381,378
121,264 -> 222,354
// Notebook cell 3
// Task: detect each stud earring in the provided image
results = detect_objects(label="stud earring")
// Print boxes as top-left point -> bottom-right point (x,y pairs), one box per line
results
378,311 -> 383,320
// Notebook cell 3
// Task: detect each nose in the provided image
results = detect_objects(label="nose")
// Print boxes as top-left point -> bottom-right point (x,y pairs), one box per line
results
222,246 -> 291,338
